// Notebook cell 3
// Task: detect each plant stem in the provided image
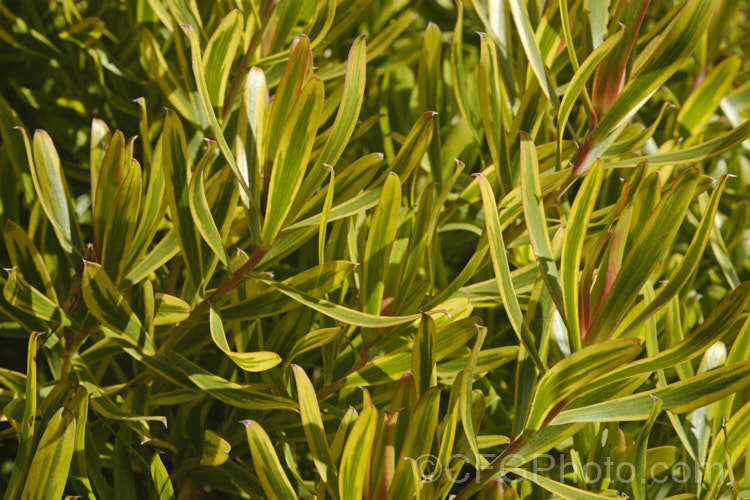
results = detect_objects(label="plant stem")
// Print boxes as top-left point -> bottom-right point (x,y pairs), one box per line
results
156,247 -> 268,358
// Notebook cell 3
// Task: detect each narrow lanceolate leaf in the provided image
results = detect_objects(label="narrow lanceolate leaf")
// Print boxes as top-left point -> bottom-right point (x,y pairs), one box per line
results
507,0 -> 559,108
244,421 -> 297,500
162,111 -> 203,290
412,313 -> 437,395
388,388 -> 441,499
221,261 -> 356,320
288,327 -> 343,362
202,10 -> 243,108
262,77 -> 325,245
150,454 -> 175,500
560,160 -> 603,351
101,159 -> 141,284
265,35 -> 312,169
605,119 -> 750,168
183,25 -> 256,213
4,333 -> 38,498
200,430 -> 231,467
591,0 -> 718,143
418,23 -> 442,187
620,175 -> 729,336
524,338 -> 642,433
3,221 -> 57,301
82,262 -> 156,355
520,133 -> 564,318
292,365 -> 339,498
339,404 -> 377,500
20,407 -> 76,500
701,401 -> 750,498
557,30 -> 623,166
89,118 -> 111,206
318,165 -> 335,265
478,34 -> 512,194
589,282 -> 750,391
677,56 -> 740,135
188,141 -> 230,267
289,35 -> 367,218
590,0 -> 651,116
460,325 -> 487,465
318,35 -> 366,167
633,397 -> 662,500
23,128 -> 84,255
4,269 -> 72,326
553,359 -> 750,424
507,468 -> 616,499
362,172 -> 401,317
92,130 -> 125,251
585,168 -> 700,344
388,111 -> 436,180
235,67 -> 266,243
210,307 -> 281,372
153,293 -> 190,326
476,173 -> 545,372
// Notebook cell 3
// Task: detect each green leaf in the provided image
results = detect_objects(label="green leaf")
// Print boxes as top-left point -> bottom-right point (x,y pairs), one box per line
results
244,420 -> 297,500
200,430 -> 231,467
235,66 -> 266,244
93,130 -> 125,251
478,33 -> 512,194
292,364 -> 339,498
520,133 -> 565,318
262,77 -> 325,244
632,397 -> 662,500
259,275 -> 423,328
22,128 -> 84,256
152,293 -> 190,326
605,119 -> 750,169
162,110 -> 203,291
20,407 -> 76,500
554,359 -> 750,424
507,0 -> 559,108
82,262 -> 156,355
560,160 -> 603,351
476,173 -> 545,372
3,221 -> 56,302
150,454 -> 175,500
221,260 -> 356,321
585,168 -> 700,344
288,327 -> 343,362
209,307 -> 281,372
507,467 -> 617,499
589,282 -> 750,392
387,387 -> 441,499
388,111 -> 436,180
339,404 -> 377,500
591,0 -> 718,144
620,175 -> 729,336
3,269 -> 72,327
294,35 -> 367,214
362,172 -> 401,319
524,338 -> 642,433
460,325 -> 487,465
412,313 -> 437,395
557,29 -> 623,166
188,140 -> 230,267
202,10 -> 243,109
677,55 -> 740,135
102,159 -> 142,284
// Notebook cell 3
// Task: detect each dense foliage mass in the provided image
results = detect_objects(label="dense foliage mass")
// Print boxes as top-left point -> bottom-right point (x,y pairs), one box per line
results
1,0 -> 750,498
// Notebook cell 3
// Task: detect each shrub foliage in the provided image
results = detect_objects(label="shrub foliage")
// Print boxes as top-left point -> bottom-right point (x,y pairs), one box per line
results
1,0 -> 750,498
